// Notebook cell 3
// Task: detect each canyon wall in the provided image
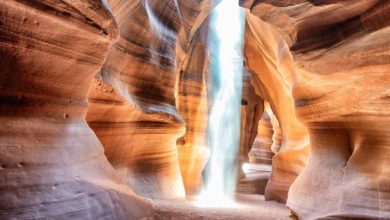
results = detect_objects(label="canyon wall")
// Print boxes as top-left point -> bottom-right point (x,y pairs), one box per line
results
244,12 -> 310,203
238,70 -> 263,174
86,0 -> 219,198
86,0 -> 186,199
2,0 -> 389,219
175,20 -> 211,196
0,0 -> 222,218
237,69 -> 264,181
242,0 -> 390,218
249,105 -> 275,165
0,0 -> 150,219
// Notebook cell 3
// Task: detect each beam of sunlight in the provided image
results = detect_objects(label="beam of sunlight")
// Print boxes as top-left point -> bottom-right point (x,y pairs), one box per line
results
194,0 -> 245,208
144,0 -> 176,41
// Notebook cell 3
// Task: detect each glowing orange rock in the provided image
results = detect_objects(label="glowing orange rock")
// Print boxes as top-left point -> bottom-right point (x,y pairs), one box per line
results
243,11 -> 310,203
243,0 -> 390,218
0,0 -> 150,219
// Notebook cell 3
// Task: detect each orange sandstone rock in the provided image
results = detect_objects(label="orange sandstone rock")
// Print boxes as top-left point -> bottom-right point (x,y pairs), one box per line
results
243,11 -> 310,203
249,106 -> 274,165
86,0 -> 185,199
86,0 -> 217,198
0,0 -> 150,219
243,0 -> 390,218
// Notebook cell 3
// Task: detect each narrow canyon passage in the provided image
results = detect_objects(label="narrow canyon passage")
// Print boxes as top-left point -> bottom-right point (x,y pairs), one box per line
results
0,0 -> 389,220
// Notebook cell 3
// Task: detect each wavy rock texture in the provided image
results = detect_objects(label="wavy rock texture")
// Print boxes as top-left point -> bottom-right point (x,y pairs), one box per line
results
243,12 -> 310,203
86,0 -> 184,199
175,21 -> 211,195
86,0 -> 217,199
0,0 -> 151,219
243,0 -> 390,219
238,70 -> 263,174
249,107 -> 274,165
269,107 -> 282,155
3,0 -> 388,219
237,104 -> 273,196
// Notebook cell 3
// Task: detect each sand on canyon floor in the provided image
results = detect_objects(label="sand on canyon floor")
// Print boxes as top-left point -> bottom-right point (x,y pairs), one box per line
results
144,194 -> 291,220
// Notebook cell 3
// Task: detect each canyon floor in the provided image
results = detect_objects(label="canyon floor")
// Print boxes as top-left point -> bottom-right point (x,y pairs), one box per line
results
145,194 -> 291,220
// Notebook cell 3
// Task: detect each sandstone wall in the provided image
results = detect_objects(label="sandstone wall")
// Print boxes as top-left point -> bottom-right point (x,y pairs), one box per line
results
86,0 -> 218,198
242,0 -> 390,218
0,0 -> 151,219
243,11 -> 310,203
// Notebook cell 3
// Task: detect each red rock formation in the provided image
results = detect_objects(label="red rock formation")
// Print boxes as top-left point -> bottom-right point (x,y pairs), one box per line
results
2,0 -> 389,219
86,0 -> 217,198
270,109 -> 282,155
237,103 -> 273,196
175,22 -> 211,195
86,0 -> 186,199
238,70 -> 263,174
243,12 -> 310,203
243,0 -> 390,218
249,106 -> 274,165
0,0 -> 150,219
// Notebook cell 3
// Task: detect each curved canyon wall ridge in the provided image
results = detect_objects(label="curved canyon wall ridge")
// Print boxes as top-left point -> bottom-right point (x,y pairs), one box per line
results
242,0 -> 390,219
238,70 -> 263,177
86,0 -> 218,198
249,105 -> 275,165
86,0 -> 186,199
0,0 -> 151,219
1,0 -> 389,219
175,20 -> 211,195
243,11 -> 310,203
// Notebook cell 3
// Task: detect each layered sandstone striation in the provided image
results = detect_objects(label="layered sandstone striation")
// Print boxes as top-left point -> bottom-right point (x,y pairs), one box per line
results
86,0 -> 217,198
175,18 -> 212,195
237,104 -> 273,196
0,0 -> 150,219
238,70 -> 263,172
243,11 -> 310,203
235,70 -> 264,195
2,0 -> 389,219
249,107 -> 274,165
243,0 -> 390,218
86,0 -> 185,199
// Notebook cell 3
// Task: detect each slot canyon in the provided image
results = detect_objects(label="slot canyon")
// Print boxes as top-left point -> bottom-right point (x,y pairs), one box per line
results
0,0 -> 389,219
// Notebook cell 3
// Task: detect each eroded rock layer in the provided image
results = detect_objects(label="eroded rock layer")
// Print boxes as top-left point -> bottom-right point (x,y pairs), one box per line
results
238,70 -> 263,176
0,0 -> 150,219
86,0 -> 185,199
243,0 -> 390,218
86,0 -> 217,198
249,108 -> 274,165
243,12 -> 310,203
2,0 -> 389,219
175,21 -> 211,195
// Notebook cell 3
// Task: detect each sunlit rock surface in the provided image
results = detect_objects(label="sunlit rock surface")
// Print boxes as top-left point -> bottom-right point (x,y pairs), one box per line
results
86,0 -> 184,199
86,0 -> 218,199
237,105 -> 275,195
243,0 -> 390,218
1,0 -> 389,219
0,0 -> 150,219
175,21 -> 211,196
243,11 -> 310,203
249,107 -> 274,165
238,70 -> 263,174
